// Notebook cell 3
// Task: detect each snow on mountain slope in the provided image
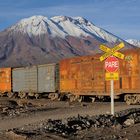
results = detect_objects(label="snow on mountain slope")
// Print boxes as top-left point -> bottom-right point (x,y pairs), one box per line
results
9,15 -> 121,43
126,39 -> 140,47
10,15 -> 66,38
52,16 -> 120,42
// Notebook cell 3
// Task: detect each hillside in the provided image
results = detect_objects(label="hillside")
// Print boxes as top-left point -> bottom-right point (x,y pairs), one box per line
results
0,15 -> 135,67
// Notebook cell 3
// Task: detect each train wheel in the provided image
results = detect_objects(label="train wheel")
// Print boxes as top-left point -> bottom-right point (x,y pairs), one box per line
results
137,95 -> 140,103
35,93 -> 40,99
91,97 -> 95,103
131,96 -> 137,104
69,95 -> 76,102
125,95 -> 131,105
77,95 -> 84,102
49,93 -> 59,101
58,94 -> 64,101
0,92 -> 6,97
125,95 -> 138,105
7,92 -> 14,98
28,92 -> 35,97
18,92 -> 27,99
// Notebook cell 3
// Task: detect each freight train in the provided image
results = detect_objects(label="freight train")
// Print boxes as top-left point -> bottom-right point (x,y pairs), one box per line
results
0,48 -> 140,105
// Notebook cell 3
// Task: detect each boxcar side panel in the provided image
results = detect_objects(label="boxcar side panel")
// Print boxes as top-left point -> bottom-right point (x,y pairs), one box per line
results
60,59 -> 75,91
25,66 -> 37,92
80,60 -> 93,90
0,68 -> 11,93
60,55 -> 105,95
38,64 -> 58,93
13,66 -> 37,92
93,56 -> 105,93
121,49 -> 140,93
12,68 -> 26,92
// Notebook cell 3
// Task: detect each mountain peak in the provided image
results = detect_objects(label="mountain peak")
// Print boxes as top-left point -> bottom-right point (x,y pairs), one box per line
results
9,15 -> 121,42
51,16 -> 89,25
10,15 -> 48,36
20,15 -> 47,22
10,15 -> 66,37
51,15 -> 73,22
73,16 -> 90,25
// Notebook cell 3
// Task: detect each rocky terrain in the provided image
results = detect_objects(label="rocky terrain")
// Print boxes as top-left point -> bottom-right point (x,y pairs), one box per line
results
0,98 -> 140,140
7,108 -> 140,140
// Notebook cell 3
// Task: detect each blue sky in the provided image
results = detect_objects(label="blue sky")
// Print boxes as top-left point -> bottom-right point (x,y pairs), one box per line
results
0,0 -> 139,39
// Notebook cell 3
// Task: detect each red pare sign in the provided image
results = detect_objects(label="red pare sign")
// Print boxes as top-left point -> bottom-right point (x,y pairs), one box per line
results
105,56 -> 119,72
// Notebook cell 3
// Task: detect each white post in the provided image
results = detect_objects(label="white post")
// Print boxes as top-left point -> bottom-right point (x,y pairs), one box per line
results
111,80 -> 114,115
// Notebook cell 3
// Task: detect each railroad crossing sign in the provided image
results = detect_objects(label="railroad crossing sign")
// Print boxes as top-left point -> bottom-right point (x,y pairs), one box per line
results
99,42 -> 125,115
100,42 -> 125,61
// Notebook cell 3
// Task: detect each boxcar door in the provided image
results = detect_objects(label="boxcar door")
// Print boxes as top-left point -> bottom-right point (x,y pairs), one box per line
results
38,64 -> 56,93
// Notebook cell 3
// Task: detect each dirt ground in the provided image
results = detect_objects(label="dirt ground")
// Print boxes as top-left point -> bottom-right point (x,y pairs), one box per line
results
0,97 -> 140,140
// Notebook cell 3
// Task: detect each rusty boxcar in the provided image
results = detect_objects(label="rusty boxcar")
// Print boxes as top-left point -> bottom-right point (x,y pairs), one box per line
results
0,68 -> 12,97
59,48 -> 140,104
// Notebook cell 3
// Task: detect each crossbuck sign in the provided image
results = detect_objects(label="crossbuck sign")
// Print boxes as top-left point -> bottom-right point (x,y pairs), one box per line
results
100,42 -> 124,61
99,42 -> 125,115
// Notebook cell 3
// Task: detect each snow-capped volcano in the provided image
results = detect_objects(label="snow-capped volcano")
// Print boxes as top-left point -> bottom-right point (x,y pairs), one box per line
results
126,39 -> 140,47
10,15 -> 121,43
0,15 -> 135,67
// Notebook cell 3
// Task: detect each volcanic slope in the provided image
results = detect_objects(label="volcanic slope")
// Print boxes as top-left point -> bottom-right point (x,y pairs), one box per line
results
0,15 -> 135,67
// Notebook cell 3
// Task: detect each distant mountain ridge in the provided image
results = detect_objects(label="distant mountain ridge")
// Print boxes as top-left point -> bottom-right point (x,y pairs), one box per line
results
126,39 -> 140,47
0,15 -> 135,67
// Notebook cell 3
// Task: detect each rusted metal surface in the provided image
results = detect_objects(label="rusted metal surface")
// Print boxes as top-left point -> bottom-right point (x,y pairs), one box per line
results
120,48 -> 140,93
0,68 -> 12,93
60,48 -> 140,96
60,54 -> 105,95
38,63 -> 59,93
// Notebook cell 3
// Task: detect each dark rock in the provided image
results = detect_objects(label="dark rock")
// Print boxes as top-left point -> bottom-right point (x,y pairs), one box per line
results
9,108 -> 140,137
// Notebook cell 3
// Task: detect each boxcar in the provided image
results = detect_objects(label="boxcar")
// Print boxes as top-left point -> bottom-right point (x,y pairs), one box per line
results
0,68 -> 12,97
12,64 -> 59,99
59,48 -> 140,104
